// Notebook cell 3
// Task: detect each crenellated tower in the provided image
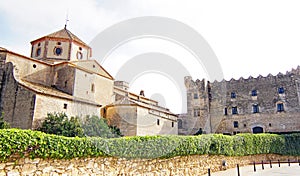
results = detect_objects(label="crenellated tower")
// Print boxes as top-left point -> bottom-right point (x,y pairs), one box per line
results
180,66 -> 300,135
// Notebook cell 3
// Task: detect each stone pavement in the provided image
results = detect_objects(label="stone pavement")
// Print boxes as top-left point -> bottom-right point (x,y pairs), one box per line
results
201,163 -> 300,176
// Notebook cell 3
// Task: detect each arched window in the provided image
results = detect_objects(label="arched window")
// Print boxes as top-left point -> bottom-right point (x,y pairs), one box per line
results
252,126 -> 263,134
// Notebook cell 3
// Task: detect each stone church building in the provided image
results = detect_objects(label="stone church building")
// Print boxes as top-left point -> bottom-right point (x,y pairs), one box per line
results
179,68 -> 300,135
0,27 -> 177,136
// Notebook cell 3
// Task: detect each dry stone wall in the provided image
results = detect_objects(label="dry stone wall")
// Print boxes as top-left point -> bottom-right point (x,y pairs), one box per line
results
0,154 -> 298,176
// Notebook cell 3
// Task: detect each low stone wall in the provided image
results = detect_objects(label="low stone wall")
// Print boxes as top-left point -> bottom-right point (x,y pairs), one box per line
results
0,154 -> 298,176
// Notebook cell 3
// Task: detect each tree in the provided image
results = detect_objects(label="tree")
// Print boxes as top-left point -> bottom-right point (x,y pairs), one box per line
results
0,113 -> 10,129
38,113 -> 84,137
81,115 -> 122,138
38,113 -> 122,138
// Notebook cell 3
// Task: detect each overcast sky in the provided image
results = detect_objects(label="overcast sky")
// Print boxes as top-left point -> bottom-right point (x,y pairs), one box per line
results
1,0 -> 300,113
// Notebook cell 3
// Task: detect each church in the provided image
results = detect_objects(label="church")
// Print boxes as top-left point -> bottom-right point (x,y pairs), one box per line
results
0,27 -> 178,136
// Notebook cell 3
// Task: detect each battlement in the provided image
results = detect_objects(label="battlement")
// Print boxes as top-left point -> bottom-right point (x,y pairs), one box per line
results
185,66 -> 300,87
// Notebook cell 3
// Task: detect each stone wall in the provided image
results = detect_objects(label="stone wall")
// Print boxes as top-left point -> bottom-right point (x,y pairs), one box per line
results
0,63 -> 35,129
136,106 -> 178,136
33,94 -> 100,129
0,154 -> 298,176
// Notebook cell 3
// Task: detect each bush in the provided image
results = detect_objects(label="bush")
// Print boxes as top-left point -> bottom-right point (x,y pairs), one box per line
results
81,116 -> 122,138
0,129 -> 299,161
38,113 -> 84,137
38,113 -> 122,138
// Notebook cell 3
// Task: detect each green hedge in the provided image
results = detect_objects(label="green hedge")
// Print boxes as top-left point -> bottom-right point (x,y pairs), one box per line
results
0,129 -> 299,160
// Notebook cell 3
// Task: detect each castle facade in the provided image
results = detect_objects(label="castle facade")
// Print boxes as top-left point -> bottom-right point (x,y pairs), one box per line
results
179,68 -> 300,135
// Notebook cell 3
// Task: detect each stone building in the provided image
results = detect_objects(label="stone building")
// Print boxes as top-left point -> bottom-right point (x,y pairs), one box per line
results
0,27 -> 178,136
0,27 -> 114,129
103,81 -> 178,136
179,67 -> 300,135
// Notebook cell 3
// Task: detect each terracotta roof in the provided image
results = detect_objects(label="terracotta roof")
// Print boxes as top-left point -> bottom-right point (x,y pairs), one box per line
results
31,27 -> 89,47
0,47 -> 8,51
110,96 -> 177,117
19,80 -> 101,107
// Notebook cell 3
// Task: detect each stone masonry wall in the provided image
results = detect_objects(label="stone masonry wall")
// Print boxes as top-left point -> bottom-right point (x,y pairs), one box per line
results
180,67 -> 300,135
0,154 -> 298,176
0,63 -> 35,129
210,72 -> 300,134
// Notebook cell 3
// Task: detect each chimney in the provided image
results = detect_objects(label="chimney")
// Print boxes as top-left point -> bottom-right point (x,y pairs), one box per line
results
140,90 -> 145,96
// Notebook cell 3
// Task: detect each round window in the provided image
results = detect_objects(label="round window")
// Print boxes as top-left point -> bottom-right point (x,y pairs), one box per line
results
76,51 -> 83,59
54,47 -> 62,56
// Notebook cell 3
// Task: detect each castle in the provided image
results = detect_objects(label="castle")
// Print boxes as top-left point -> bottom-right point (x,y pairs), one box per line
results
0,27 -> 177,136
179,68 -> 300,135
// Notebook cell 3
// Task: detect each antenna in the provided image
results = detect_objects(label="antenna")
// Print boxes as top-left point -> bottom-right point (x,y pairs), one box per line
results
64,11 -> 69,29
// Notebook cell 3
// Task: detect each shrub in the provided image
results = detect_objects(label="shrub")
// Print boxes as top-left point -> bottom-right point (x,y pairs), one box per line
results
38,113 -> 122,138
38,113 -> 84,137
0,129 -> 299,161
81,116 -> 122,138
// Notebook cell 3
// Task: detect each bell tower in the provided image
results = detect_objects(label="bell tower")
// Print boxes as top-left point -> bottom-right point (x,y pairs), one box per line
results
30,27 -> 92,62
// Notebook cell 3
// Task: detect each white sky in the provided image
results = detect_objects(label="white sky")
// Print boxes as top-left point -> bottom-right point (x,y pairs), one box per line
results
0,0 -> 300,113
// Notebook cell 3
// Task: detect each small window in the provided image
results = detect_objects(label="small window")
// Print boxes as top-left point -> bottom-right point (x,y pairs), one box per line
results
232,107 -> 238,114
64,81 -> 68,88
278,87 -> 284,94
277,103 -> 284,112
79,47 -> 82,51
224,108 -> 228,115
171,122 -> 174,128
178,119 -> 183,129
194,93 -> 198,99
63,103 -> 67,109
231,92 -> 236,98
244,124 -> 246,127
194,108 -> 200,117
253,104 -> 259,113
37,42 -> 41,47
91,83 -> 95,92
54,47 -> 63,56
233,121 -> 238,128
57,42 -> 61,45
269,123 -> 272,127
93,65 -> 96,68
251,90 -> 257,96
157,119 -> 160,126
33,64 -> 37,68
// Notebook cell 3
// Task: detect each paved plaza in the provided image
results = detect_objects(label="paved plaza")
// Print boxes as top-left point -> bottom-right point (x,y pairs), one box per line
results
201,163 -> 300,176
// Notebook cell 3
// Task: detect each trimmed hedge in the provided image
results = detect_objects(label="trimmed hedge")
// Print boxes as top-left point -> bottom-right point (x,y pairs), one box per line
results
0,129 -> 299,161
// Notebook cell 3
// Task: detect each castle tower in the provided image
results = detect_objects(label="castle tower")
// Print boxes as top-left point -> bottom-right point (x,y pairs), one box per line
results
30,26 -> 92,62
